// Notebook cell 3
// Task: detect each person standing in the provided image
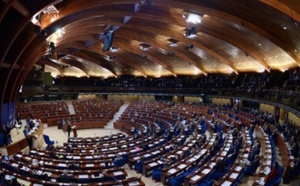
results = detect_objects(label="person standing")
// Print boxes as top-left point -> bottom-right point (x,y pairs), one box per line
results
67,123 -> 71,138
23,125 -> 33,149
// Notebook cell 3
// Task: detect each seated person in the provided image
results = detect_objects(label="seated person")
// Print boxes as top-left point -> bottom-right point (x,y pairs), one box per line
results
158,156 -> 169,167
244,155 -> 261,175
66,145 -> 74,153
214,158 -> 227,173
68,161 -> 80,170
19,165 -> 32,176
0,171 -> 9,185
32,159 -> 39,167
230,148 -> 239,157
114,154 -> 123,161
95,170 -> 116,182
266,162 -> 279,182
169,155 -> 178,164
57,170 -> 74,183
210,144 -> 218,156
7,177 -> 21,186
48,150 -> 58,159
290,157 -> 300,179
224,150 -> 237,166
250,155 -> 261,167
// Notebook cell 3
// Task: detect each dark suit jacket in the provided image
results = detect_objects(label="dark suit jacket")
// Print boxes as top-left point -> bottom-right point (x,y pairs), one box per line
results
215,161 -> 226,172
58,174 -> 74,183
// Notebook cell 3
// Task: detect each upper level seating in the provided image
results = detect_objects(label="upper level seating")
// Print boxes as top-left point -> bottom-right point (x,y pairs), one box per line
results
72,100 -> 124,119
16,101 -> 69,122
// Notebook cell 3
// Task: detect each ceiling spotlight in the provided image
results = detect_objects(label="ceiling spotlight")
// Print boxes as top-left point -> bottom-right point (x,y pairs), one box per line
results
140,43 -> 151,51
167,51 -> 174,56
168,38 -> 178,47
110,46 -> 118,53
185,44 -> 194,50
184,27 -> 197,37
186,13 -> 202,24
169,43 -> 178,47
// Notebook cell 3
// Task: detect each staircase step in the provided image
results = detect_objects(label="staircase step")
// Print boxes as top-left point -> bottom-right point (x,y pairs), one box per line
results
106,103 -> 130,128
68,104 -> 76,115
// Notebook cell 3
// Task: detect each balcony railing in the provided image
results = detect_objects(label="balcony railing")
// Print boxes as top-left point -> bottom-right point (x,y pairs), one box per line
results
41,85 -> 300,113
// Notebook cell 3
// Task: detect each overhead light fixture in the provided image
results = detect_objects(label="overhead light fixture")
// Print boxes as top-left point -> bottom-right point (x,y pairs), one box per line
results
56,28 -> 65,39
166,51 -> 174,56
186,13 -> 202,24
110,46 -> 118,53
140,43 -> 151,51
169,43 -> 178,47
168,38 -> 178,47
184,27 -> 197,37
185,44 -> 194,50
46,27 -> 65,44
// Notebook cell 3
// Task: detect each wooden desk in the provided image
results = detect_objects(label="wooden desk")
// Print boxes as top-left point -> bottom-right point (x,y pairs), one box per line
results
6,120 -> 44,155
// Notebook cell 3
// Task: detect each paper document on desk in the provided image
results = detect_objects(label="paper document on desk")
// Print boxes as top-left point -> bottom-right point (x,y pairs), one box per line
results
177,164 -> 186,169
128,181 -> 140,186
262,167 -> 271,175
57,163 -> 67,167
191,175 -> 201,181
149,162 -> 158,167
258,177 -> 265,185
221,181 -> 232,186
201,168 -> 210,174
79,174 -> 88,178
229,173 -> 238,179
113,171 -> 123,176
168,168 -> 177,174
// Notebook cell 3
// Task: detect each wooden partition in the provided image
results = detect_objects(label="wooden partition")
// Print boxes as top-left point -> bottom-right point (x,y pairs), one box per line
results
6,138 -> 28,155
62,121 -> 106,131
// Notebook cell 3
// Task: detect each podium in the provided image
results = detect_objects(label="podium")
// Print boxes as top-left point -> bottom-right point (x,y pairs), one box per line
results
72,126 -> 77,138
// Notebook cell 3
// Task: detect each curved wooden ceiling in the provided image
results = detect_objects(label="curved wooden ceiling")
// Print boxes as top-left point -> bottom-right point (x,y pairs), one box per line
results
1,0 -> 300,101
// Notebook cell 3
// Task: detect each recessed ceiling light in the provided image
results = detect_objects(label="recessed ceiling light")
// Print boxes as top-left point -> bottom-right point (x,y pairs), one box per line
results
186,13 -> 202,24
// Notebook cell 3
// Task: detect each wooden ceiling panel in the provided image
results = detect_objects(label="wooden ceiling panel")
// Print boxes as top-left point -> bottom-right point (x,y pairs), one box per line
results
2,0 -> 300,95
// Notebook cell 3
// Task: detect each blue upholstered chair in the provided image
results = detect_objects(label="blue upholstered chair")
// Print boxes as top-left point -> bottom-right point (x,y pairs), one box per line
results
197,178 -> 214,186
213,171 -> 226,180
114,158 -> 125,167
152,168 -> 162,181
43,134 -> 55,146
266,165 -> 284,186
134,160 -> 143,173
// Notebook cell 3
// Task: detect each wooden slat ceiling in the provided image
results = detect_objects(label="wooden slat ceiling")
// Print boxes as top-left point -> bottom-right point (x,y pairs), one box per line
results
1,0 -> 300,81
